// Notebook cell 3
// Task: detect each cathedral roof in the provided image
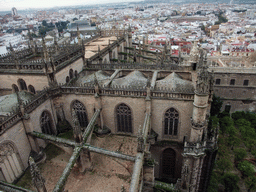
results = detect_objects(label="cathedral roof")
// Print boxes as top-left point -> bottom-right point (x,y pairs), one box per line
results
0,91 -> 34,115
155,72 -> 194,92
111,70 -> 147,87
76,70 -> 110,85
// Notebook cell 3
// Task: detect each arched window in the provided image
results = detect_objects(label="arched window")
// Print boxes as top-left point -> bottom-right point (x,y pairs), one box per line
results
116,103 -> 132,133
164,108 -> 179,136
162,148 -> 176,179
28,85 -> 36,94
12,84 -> 19,93
66,76 -> 70,83
69,69 -> 74,79
0,142 -> 23,183
40,111 -> 55,135
17,79 -> 27,91
74,70 -> 78,78
72,100 -> 88,128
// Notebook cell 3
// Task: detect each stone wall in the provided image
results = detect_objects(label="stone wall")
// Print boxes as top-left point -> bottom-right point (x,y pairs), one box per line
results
213,69 -> 256,112
151,99 -> 193,142
0,74 -> 48,92
55,58 -> 84,84
0,121 -> 31,172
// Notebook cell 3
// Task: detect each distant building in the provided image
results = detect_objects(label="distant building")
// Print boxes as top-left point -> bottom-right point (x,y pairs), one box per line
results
11,7 -> 18,17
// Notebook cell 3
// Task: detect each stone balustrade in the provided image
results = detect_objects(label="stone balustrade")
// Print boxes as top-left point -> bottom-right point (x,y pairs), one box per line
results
0,113 -> 21,134
87,63 -> 181,71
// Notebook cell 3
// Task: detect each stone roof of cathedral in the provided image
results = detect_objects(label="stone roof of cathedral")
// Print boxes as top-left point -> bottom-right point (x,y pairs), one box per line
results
0,91 -> 35,115
76,70 -> 110,85
155,72 -> 194,92
111,70 -> 148,87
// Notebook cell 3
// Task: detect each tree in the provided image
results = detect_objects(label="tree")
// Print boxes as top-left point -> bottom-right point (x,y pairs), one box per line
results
238,161 -> 255,177
219,116 -> 234,135
210,95 -> 223,116
216,158 -> 232,175
39,26 -> 48,37
42,20 -> 48,27
245,175 -> 256,192
73,18 -> 78,21
220,173 -> 239,192
234,148 -> 247,162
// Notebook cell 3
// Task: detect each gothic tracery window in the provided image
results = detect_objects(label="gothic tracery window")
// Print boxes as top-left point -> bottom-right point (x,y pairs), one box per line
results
0,142 -> 23,183
164,108 -> 179,136
40,111 -> 55,135
116,103 -> 132,133
72,100 -> 88,128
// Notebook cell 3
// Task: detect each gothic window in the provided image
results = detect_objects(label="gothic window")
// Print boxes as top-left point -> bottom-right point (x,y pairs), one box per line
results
28,85 -> 36,94
72,100 -> 88,128
12,84 -> 19,93
17,79 -> 27,91
215,79 -> 221,85
116,103 -> 132,133
40,111 -> 55,135
0,142 -> 23,183
162,148 -> 176,178
69,69 -> 74,79
164,108 -> 179,136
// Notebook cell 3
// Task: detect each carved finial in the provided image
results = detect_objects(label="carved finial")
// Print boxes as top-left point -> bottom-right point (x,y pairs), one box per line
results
29,156 -> 47,192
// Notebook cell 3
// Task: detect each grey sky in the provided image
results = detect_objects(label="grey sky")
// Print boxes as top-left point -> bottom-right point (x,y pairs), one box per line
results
0,0 -> 140,11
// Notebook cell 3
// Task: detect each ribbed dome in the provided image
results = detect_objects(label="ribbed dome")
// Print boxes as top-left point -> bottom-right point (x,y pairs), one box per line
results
111,70 -> 147,87
155,72 -> 194,92
76,70 -> 110,85
0,91 -> 35,115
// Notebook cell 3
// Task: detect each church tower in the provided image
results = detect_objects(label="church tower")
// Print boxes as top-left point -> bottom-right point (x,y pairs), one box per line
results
179,50 -> 211,192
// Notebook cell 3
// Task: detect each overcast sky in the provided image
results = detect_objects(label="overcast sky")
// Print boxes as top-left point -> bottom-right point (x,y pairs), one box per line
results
0,0 -> 139,11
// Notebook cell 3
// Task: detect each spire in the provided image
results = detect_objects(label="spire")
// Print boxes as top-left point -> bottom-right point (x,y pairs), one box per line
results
9,43 -> 14,52
98,45 -> 101,58
195,50 -> 210,95
54,37 -> 59,52
29,157 -> 47,192
128,24 -> 131,32
77,25 -> 82,45
42,37 -> 49,62
72,108 -> 82,142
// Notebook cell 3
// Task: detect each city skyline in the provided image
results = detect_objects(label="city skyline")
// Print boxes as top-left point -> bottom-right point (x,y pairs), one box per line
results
0,0 -> 141,12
